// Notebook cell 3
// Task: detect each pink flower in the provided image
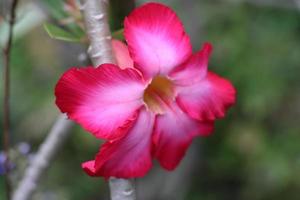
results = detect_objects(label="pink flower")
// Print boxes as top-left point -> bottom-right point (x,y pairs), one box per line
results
55,2 -> 236,178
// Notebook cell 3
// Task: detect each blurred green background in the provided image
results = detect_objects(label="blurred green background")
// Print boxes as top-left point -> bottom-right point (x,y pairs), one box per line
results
1,0 -> 300,199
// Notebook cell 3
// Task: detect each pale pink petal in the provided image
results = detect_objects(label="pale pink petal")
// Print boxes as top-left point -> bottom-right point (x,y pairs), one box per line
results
169,43 -> 213,86
124,2 -> 192,78
176,72 -> 236,121
93,108 -> 155,178
153,102 -> 214,170
55,64 -> 146,140
112,39 -> 134,69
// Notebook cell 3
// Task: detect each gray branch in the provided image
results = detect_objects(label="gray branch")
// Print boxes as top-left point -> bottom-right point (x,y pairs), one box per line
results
109,178 -> 136,200
12,115 -> 73,200
80,0 -> 136,199
12,1 -> 135,200
80,0 -> 116,66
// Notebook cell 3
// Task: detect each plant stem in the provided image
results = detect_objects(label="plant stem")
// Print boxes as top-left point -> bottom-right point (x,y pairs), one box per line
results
79,0 -> 136,199
2,0 -> 19,199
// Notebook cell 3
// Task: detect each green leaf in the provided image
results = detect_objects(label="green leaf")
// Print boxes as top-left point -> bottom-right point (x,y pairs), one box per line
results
112,29 -> 124,40
43,23 -> 81,42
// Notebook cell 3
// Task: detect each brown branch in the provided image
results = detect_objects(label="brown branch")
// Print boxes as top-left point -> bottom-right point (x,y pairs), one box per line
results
2,0 -> 19,199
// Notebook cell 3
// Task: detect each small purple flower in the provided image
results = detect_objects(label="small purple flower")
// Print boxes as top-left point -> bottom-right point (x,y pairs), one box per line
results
17,142 -> 31,155
0,151 -> 15,175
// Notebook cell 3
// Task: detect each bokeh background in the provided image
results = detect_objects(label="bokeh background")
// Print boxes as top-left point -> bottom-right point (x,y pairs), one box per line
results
1,0 -> 300,199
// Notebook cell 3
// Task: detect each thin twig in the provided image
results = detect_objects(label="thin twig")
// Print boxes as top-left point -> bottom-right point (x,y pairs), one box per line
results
79,0 -> 136,199
2,0 -> 19,199
12,115 -> 73,200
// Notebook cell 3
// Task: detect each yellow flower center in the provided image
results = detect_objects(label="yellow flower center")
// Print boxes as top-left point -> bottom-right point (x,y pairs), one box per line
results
143,76 -> 175,114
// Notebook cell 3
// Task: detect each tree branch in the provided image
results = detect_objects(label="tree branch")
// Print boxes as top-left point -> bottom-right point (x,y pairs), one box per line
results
80,0 -> 115,65
109,178 -> 136,200
12,115 -> 73,200
79,0 -> 136,199
12,1 -> 135,200
2,0 -> 19,199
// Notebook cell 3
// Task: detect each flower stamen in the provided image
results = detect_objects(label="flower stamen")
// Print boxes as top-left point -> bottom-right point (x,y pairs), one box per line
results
143,76 -> 174,114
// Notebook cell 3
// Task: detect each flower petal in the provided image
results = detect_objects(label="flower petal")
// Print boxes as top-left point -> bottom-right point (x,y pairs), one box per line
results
124,2 -> 192,78
82,160 -> 97,176
112,39 -> 134,69
153,102 -> 214,170
92,108 -> 155,178
176,71 -> 236,121
55,64 -> 146,140
169,43 -> 213,86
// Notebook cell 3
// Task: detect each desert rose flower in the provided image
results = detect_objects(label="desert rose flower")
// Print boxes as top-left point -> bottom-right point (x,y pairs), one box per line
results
55,2 -> 236,178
